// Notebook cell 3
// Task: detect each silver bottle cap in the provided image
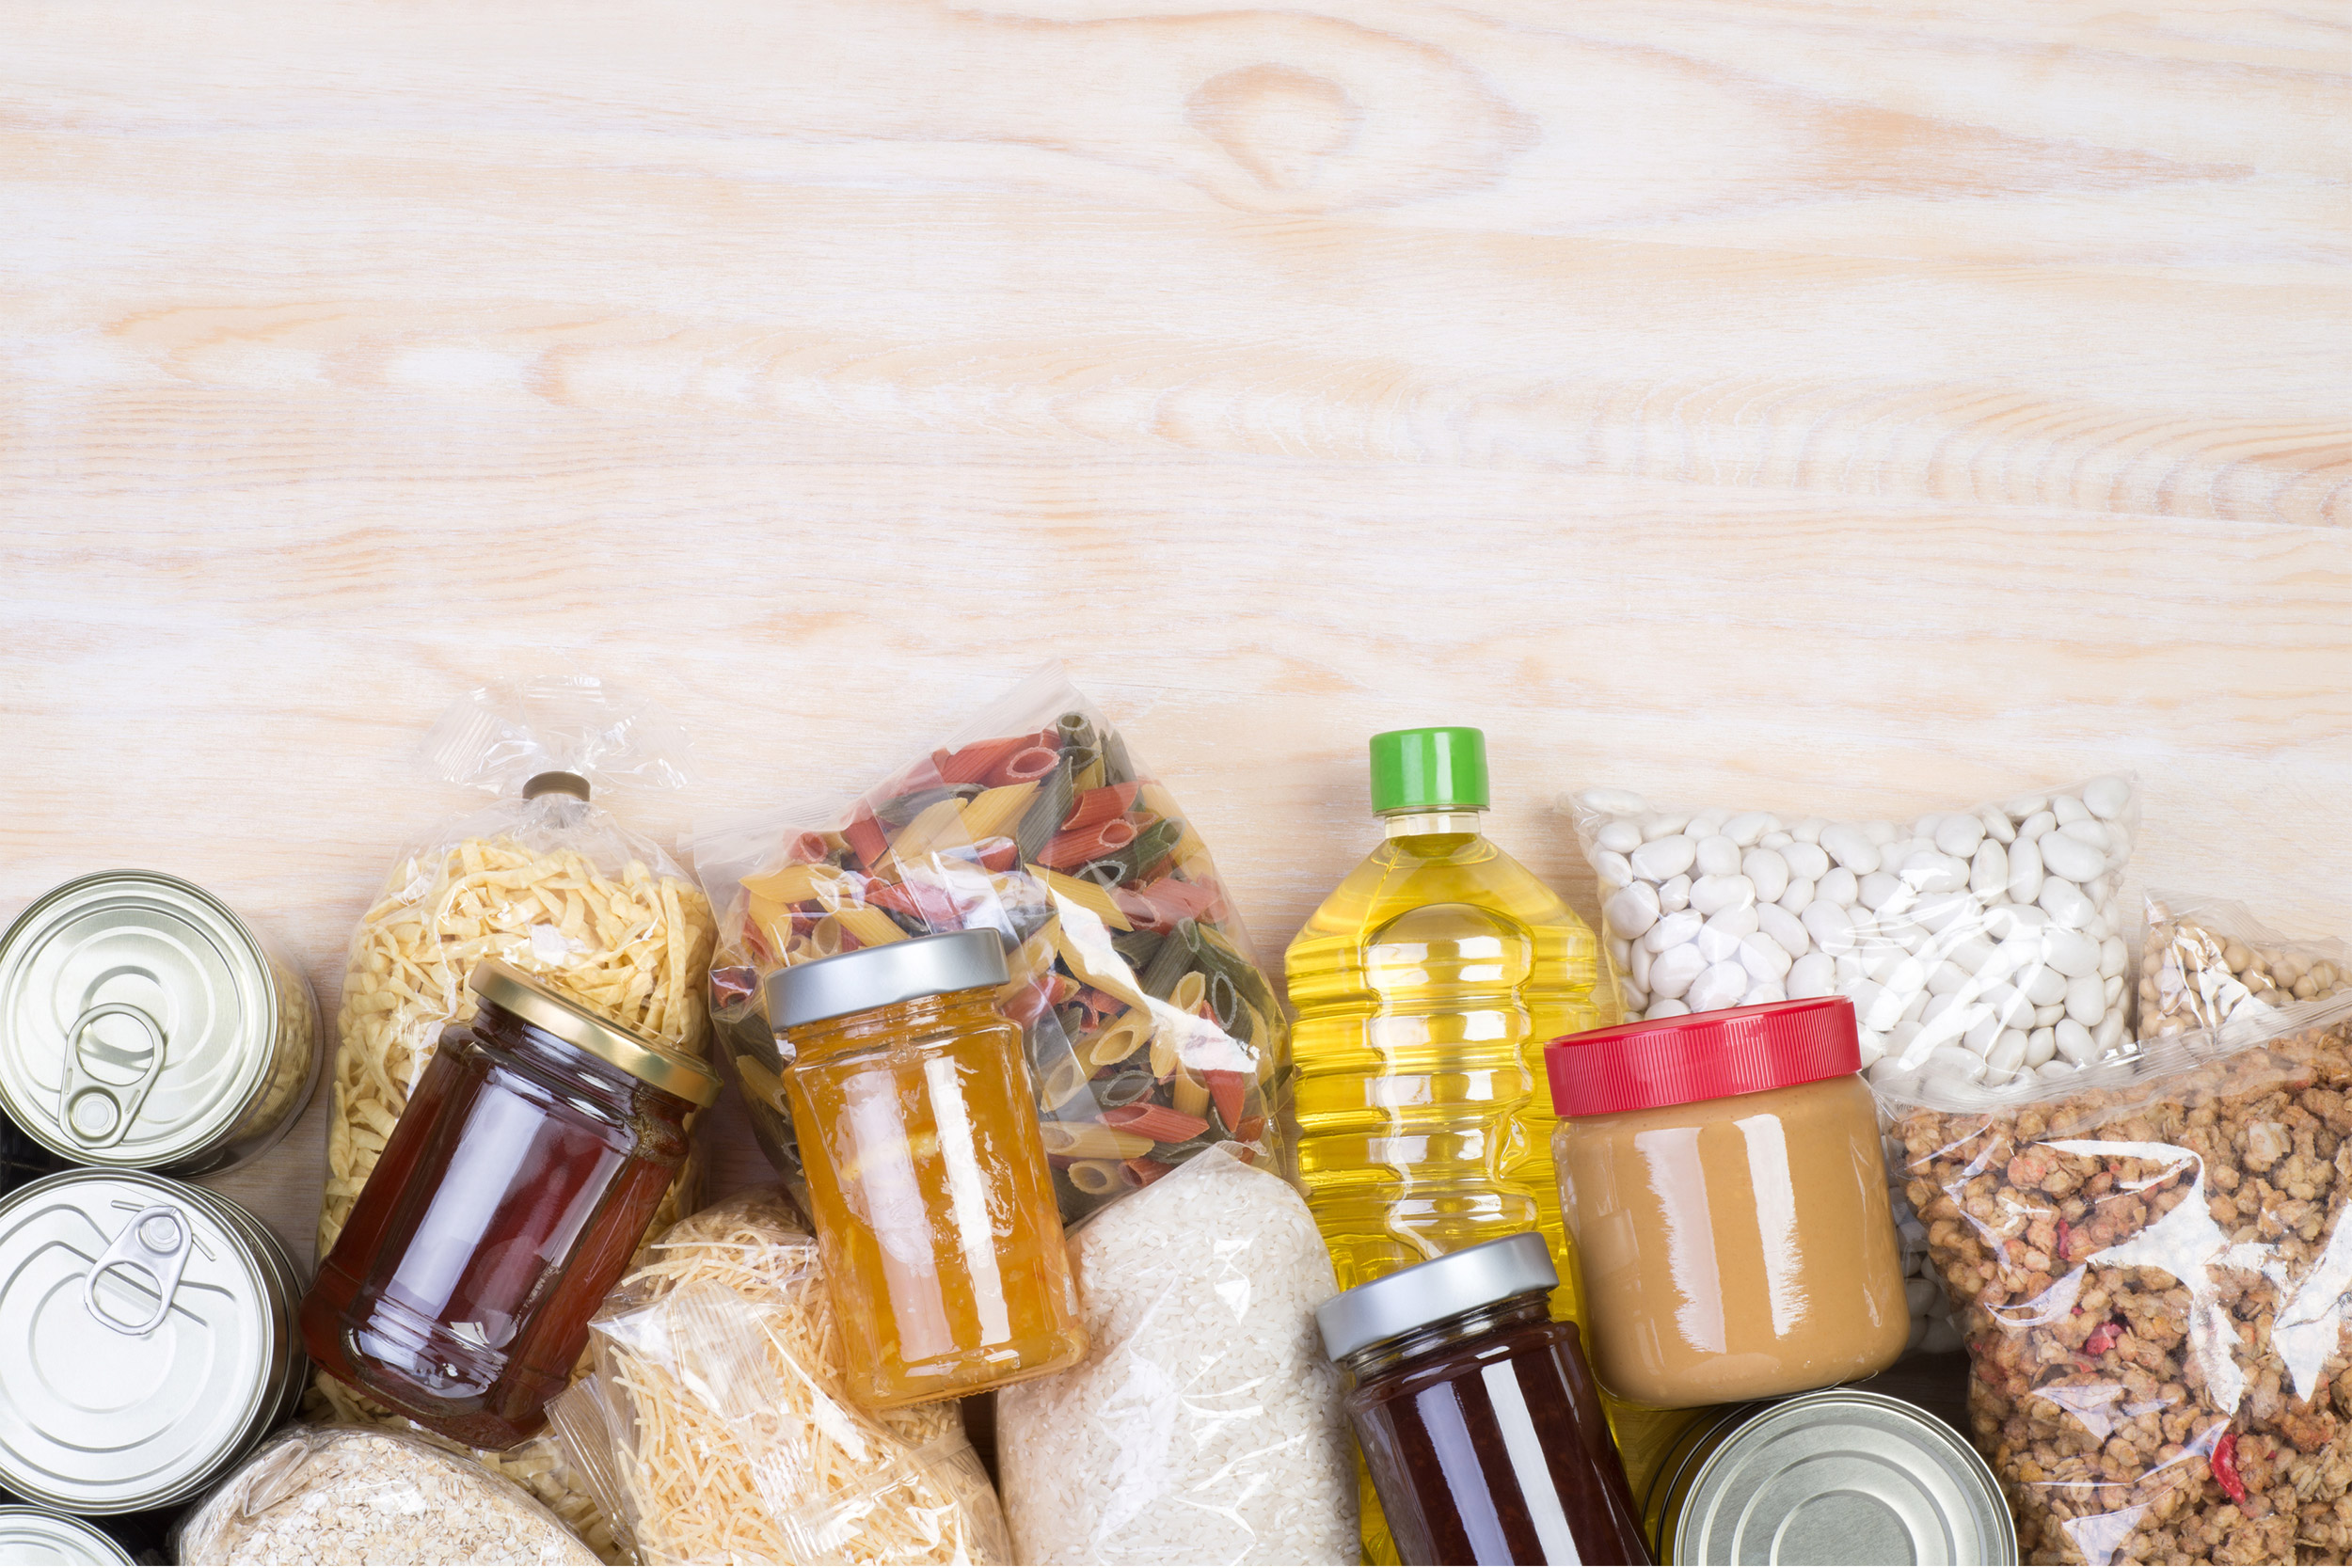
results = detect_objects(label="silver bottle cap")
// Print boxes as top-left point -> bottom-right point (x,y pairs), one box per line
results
0,872 -> 296,1169
765,927 -> 1011,1032
1315,1233 -> 1558,1363
0,1170 -> 300,1513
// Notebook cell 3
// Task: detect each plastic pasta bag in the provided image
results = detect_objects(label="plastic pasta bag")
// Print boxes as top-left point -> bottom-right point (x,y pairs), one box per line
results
1886,996 -> 2352,1565
549,1189 -> 1011,1566
171,1424 -> 599,1566
997,1145 -> 1358,1566
2140,892 -> 2352,1041
310,676 -> 718,1560
695,663 -> 1288,1222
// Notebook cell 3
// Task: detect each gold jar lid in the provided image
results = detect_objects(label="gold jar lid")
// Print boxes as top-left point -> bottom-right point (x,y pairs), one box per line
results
468,959 -> 720,1107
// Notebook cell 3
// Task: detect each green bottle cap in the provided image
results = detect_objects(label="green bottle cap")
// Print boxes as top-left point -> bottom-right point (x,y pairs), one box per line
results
1368,727 -> 1489,814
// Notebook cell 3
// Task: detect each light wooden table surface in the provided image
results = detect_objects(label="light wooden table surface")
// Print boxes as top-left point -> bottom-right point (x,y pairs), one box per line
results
4,0 -> 2348,1263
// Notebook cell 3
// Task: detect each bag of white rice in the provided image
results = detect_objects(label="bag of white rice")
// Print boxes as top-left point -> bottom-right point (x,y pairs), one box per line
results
998,1144 -> 1358,1565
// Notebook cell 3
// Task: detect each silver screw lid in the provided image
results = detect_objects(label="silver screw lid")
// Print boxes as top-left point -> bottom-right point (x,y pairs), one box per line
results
1315,1232 -> 1558,1363
0,1170 -> 296,1513
0,1507 -> 135,1565
765,928 -> 1011,1032
0,872 -> 285,1169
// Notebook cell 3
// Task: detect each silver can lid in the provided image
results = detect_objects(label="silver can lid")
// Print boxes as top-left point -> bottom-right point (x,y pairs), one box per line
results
1672,1388 -> 2017,1565
1315,1232 -> 1557,1363
765,928 -> 1010,1031
0,1170 -> 290,1513
0,1508 -> 135,1565
0,872 -> 282,1168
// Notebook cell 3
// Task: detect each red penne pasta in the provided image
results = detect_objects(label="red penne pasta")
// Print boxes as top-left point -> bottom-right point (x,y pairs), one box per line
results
865,879 -> 968,928
1202,1069 -> 1248,1130
1232,1115 -> 1265,1144
1057,782 -> 1142,834
977,837 -> 1020,872
937,734 -> 1031,785
1100,1103 -> 1209,1143
990,741 -> 1061,786
842,807 -> 888,868
1037,816 -> 1137,871
1121,1156 -> 1173,1188
1110,876 -> 1226,929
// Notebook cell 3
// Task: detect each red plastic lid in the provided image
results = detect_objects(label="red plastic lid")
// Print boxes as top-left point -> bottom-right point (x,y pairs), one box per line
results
1545,997 -> 1861,1117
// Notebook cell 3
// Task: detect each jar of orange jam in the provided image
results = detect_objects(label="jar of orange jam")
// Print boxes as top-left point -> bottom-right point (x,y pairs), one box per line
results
766,929 -> 1087,1408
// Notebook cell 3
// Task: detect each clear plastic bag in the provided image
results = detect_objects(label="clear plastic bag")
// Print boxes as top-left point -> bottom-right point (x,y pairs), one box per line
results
1886,996 -> 2352,1565
1566,775 -> 2142,1085
309,675 -> 718,1560
2140,891 -> 2352,1040
694,663 -> 1289,1223
996,1145 -> 1358,1565
549,1189 -> 1011,1566
170,1424 -> 600,1566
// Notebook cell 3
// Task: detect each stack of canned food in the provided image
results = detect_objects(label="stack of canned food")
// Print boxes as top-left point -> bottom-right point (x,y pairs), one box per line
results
0,872 -> 319,1560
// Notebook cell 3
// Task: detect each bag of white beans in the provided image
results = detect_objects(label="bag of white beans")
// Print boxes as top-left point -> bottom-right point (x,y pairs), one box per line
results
1566,775 -> 2141,1086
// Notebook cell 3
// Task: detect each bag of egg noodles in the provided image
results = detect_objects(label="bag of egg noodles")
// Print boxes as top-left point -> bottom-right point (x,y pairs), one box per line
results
308,675 -> 719,1560
1566,772 -> 2142,1360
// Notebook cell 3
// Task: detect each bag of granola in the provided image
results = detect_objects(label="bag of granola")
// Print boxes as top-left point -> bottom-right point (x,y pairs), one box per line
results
2140,892 -> 2352,1041
1885,994 -> 2352,1565
693,662 -> 1288,1225
307,675 -> 718,1560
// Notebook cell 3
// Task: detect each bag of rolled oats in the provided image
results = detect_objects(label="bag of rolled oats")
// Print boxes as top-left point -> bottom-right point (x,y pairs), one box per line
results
307,676 -> 717,1560
1884,994 -> 2352,1566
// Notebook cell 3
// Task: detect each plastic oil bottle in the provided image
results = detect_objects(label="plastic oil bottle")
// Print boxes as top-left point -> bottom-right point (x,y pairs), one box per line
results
1287,727 -> 1610,1562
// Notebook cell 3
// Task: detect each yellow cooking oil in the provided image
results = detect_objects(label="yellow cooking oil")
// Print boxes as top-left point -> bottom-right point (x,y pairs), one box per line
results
1286,726 -> 1619,1562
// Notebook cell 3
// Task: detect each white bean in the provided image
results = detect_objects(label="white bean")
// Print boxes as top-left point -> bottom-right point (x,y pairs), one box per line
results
1629,835 -> 1696,881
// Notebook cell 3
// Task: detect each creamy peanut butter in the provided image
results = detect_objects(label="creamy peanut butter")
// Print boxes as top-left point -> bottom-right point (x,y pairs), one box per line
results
1554,1074 -> 1909,1407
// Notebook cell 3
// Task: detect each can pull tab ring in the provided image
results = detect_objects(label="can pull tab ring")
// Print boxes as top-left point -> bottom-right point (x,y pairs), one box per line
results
84,1204 -> 193,1337
58,1002 -> 167,1149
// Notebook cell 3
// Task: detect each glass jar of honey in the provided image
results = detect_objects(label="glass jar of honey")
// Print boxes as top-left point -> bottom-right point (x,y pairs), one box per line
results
300,958 -> 719,1449
766,928 -> 1086,1408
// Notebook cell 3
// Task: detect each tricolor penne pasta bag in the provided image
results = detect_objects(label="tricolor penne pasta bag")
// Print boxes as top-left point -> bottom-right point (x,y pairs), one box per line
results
549,1189 -> 1011,1566
309,675 -> 718,1560
695,664 -> 1289,1222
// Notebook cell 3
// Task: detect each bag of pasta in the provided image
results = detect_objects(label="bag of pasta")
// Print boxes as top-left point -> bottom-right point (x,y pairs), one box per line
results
310,675 -> 718,1559
2140,891 -> 2352,1042
694,662 -> 1288,1222
1886,995 -> 2352,1565
549,1189 -> 1011,1566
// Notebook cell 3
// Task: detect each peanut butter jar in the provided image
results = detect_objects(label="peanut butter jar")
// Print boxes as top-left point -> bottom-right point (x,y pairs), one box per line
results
1546,998 -> 1908,1408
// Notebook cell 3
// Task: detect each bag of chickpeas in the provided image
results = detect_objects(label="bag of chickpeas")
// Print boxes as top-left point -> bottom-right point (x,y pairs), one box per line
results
1886,994 -> 2352,1566
2139,890 -> 2352,1043
309,675 -> 718,1560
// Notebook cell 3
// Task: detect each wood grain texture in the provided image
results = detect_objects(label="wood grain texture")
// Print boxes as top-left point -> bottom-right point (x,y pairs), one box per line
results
2,0 -> 2347,1257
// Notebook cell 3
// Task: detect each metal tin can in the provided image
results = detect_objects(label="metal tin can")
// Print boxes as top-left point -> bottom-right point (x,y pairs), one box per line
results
0,1507 -> 136,1565
1646,1388 -> 2016,1565
0,871 -> 321,1175
0,1169 -> 307,1513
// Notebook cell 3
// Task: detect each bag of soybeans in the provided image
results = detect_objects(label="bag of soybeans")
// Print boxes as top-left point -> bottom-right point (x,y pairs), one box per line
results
309,675 -> 717,1560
